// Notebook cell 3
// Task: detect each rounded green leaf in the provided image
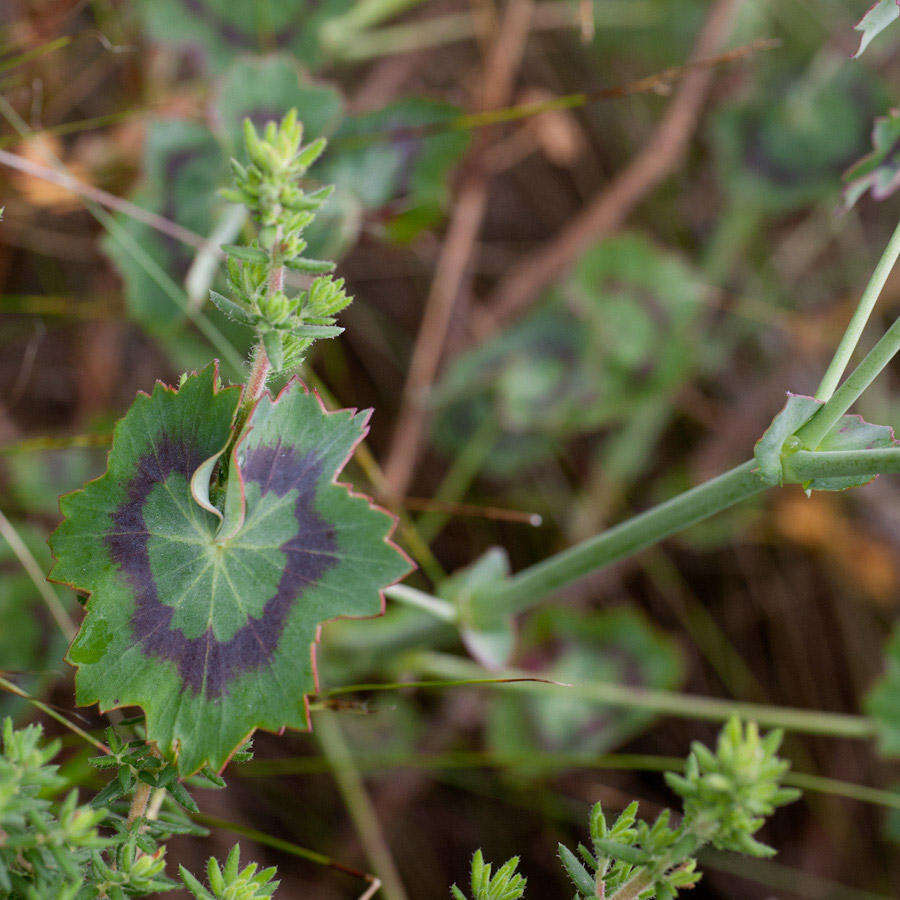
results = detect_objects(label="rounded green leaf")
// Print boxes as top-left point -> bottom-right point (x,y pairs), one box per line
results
50,365 -> 411,773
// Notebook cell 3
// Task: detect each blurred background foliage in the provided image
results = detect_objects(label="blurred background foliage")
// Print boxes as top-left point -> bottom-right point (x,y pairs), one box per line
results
0,1 -> 899,897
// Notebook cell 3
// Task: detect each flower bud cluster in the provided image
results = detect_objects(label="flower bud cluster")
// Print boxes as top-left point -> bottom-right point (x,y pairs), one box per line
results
212,109 -> 354,372
665,717 -> 801,858
555,717 -> 800,899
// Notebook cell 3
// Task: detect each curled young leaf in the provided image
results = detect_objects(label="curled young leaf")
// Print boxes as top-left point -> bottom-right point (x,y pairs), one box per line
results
50,365 -> 411,774
853,0 -> 900,58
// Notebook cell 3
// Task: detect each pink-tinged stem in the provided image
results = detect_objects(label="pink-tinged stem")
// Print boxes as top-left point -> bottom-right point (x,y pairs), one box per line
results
244,341 -> 272,405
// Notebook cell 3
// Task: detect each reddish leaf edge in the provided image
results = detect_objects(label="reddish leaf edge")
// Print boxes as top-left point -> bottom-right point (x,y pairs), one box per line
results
47,360 -> 415,774
758,391 -> 898,491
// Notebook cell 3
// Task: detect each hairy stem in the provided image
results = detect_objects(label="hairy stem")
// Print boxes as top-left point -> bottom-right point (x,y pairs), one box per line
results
146,787 -> 167,822
126,782 -> 152,827
244,342 -> 272,406
815,218 -> 900,401
240,232 -> 285,413
609,868 -> 655,900
482,460 -> 767,615
796,316 -> 900,449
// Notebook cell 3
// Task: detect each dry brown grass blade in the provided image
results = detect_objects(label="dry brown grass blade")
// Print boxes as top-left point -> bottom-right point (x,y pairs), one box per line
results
475,0 -> 744,335
0,146 -> 209,250
381,0 -> 535,499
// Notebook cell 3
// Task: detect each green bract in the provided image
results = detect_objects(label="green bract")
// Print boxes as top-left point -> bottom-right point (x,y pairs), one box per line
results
754,392 -> 896,490
0,719 -> 108,896
50,365 -> 410,774
461,718 -> 800,900
666,718 -> 800,857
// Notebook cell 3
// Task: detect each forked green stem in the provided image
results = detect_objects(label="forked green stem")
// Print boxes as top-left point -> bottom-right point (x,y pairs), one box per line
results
815,218 -> 900,401
796,316 -> 900,449
471,314 -> 900,617
483,460 -> 767,615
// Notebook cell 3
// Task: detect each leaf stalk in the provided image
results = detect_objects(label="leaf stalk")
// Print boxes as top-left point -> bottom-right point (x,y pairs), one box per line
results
481,460 -> 767,616
815,217 -> 900,401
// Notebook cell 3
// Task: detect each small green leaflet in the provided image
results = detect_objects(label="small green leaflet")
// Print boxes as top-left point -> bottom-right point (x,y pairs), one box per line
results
50,365 -> 411,774
854,0 -> 900,58
439,548 -> 515,671
844,108 -> 900,207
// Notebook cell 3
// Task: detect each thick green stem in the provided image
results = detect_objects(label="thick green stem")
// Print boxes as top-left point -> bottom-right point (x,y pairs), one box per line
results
483,460 -> 767,615
796,317 -> 900,449
815,218 -> 900,401
784,448 -> 900,482
409,652 -> 876,739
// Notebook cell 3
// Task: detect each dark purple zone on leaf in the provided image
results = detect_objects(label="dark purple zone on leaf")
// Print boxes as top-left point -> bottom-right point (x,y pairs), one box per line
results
105,435 -> 337,697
